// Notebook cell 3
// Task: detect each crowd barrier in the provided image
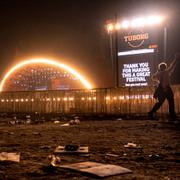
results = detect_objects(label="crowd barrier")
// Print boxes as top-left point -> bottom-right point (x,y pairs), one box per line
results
0,85 -> 179,115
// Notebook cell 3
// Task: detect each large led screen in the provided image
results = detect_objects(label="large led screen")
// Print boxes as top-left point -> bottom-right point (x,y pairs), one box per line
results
118,53 -> 157,87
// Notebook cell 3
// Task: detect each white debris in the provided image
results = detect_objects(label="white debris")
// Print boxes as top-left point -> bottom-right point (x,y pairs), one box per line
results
0,152 -> 20,162
124,142 -> 137,148
48,154 -> 61,166
54,120 -> 60,124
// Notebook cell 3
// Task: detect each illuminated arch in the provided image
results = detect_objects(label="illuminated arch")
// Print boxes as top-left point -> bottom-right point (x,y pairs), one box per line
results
0,58 -> 92,91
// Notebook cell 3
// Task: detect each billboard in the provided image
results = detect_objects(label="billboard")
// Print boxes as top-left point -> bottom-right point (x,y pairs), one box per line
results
117,27 -> 161,87
118,53 -> 156,87
118,27 -> 160,51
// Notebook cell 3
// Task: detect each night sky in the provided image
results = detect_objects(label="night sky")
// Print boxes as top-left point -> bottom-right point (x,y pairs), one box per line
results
0,0 -> 179,88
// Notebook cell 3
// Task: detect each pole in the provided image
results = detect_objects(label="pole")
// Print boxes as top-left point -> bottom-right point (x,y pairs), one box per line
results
164,26 -> 167,59
109,32 -> 114,75
115,14 -> 119,88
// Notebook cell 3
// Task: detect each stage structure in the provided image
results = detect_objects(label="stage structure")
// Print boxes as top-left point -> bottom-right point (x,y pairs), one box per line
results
0,59 -> 92,91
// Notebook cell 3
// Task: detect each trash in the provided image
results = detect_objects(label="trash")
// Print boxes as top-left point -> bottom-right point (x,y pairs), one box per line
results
65,144 -> 79,151
48,154 -> 61,166
61,119 -> 80,126
40,145 -> 51,150
54,120 -> 60,124
69,119 -> 80,125
59,161 -> 132,177
106,153 -> 120,157
0,152 -> 20,162
54,145 -> 89,154
124,142 -> 137,148
148,154 -> 164,160
61,123 -> 70,127
6,131 -> 15,135
124,142 -> 142,149
74,119 -> 80,125
117,118 -> 123,121
26,119 -> 31,124
32,132 -> 41,136
26,115 -> 31,119
9,120 -> 16,125
26,115 -> 31,124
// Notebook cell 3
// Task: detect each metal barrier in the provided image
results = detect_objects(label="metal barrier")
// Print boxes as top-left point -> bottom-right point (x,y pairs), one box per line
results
0,85 -> 179,115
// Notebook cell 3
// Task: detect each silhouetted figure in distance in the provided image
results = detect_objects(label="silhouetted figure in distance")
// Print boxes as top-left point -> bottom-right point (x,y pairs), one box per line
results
148,54 -> 178,121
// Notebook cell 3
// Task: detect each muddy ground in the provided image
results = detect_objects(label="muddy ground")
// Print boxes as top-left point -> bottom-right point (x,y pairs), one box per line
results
0,117 -> 180,180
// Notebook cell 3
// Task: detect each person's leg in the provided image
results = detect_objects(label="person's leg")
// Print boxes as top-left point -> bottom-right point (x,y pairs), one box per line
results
148,94 -> 166,119
166,87 -> 176,120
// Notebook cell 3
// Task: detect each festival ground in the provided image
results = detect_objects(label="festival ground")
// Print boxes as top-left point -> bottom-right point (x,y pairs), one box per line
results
0,118 -> 179,179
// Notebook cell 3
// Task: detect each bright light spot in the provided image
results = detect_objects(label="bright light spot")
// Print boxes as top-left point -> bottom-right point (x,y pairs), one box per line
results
21,99 -> 24,102
1,99 -> 5,102
46,98 -> 50,101
25,99 -> 28,102
146,15 -> 163,25
88,97 -> 92,101
81,97 -> 85,101
6,99 -> 9,102
106,96 -> 110,100
107,23 -> 114,33
121,20 -> 129,29
69,97 -> 74,101
11,99 -> 14,102
31,98 -> 34,102
15,99 -> 19,102
126,95 -> 130,99
93,97 -> 96,100
119,96 -> 124,100
115,23 -> 121,30
113,96 -> 117,100
63,97 -> 67,101
131,17 -> 146,27
57,98 -> 61,101
0,58 -> 92,91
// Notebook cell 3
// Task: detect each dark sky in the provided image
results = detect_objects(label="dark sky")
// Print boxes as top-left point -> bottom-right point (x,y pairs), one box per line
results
0,0 -> 179,88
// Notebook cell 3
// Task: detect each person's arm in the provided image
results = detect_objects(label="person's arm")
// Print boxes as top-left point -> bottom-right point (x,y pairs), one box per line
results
167,54 -> 178,75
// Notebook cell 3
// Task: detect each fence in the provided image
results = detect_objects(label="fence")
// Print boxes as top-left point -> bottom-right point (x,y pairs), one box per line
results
0,85 -> 179,115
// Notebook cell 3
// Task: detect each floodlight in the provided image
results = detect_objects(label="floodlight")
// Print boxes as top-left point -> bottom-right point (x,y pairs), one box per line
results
115,23 -> 121,30
107,23 -> 114,33
146,15 -> 163,25
131,17 -> 146,27
121,20 -> 129,29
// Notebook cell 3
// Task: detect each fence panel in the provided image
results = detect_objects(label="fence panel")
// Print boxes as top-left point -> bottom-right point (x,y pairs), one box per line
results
0,85 -> 179,115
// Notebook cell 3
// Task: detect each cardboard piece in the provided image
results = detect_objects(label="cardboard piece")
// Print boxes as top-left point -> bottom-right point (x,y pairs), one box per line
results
60,161 -> 132,177
54,146 -> 89,154
0,152 -> 20,162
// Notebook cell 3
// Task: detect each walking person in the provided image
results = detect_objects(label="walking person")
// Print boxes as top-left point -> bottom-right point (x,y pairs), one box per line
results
148,54 -> 178,121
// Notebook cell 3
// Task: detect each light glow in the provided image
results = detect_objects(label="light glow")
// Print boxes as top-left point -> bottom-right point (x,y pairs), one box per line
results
107,23 -> 114,33
107,15 -> 164,31
118,48 -> 154,56
106,96 -> 110,100
146,15 -> 163,25
115,23 -> 121,30
121,20 -> 129,29
131,17 -> 146,27
0,58 -> 92,91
